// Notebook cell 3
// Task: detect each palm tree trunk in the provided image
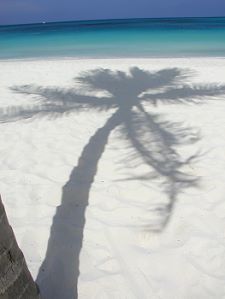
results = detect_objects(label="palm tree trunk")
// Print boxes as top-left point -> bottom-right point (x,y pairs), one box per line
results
36,110 -> 122,299
0,195 -> 41,299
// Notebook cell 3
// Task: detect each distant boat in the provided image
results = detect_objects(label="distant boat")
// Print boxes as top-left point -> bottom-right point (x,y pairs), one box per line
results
42,21 -> 46,24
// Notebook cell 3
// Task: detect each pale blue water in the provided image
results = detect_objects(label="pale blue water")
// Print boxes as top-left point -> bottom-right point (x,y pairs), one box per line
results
0,17 -> 225,59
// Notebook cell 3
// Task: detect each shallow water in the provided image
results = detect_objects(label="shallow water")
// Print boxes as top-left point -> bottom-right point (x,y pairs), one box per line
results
0,17 -> 225,59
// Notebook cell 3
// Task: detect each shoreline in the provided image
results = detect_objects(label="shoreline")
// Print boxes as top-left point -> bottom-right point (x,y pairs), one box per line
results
0,55 -> 225,63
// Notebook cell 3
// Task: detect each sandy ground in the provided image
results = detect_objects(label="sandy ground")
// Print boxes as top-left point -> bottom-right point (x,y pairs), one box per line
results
1,58 -> 225,299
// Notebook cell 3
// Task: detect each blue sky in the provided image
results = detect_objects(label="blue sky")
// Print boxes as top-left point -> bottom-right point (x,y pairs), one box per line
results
0,0 -> 225,25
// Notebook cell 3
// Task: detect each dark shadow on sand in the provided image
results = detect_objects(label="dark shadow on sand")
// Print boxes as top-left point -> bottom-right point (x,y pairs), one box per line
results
1,67 -> 225,298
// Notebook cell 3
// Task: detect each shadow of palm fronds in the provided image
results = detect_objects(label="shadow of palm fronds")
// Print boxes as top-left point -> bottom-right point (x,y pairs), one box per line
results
1,67 -> 225,298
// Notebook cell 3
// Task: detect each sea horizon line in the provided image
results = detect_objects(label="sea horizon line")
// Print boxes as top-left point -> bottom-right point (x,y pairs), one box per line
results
1,15 -> 225,28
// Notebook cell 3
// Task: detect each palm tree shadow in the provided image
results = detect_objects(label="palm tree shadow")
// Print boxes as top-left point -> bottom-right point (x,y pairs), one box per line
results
35,111 -> 122,299
1,67 -> 225,299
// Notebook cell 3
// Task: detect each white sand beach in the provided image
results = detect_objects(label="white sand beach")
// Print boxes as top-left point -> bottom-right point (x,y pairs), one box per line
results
1,57 -> 225,299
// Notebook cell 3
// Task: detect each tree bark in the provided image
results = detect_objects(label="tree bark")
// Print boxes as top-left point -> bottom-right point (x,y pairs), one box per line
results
0,195 -> 41,299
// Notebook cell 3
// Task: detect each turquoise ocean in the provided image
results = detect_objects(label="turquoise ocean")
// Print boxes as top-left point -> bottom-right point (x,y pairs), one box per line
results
0,17 -> 225,59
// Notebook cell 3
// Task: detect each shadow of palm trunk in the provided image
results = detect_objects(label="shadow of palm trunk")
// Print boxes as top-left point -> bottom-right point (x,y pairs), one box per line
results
36,110 -> 122,299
